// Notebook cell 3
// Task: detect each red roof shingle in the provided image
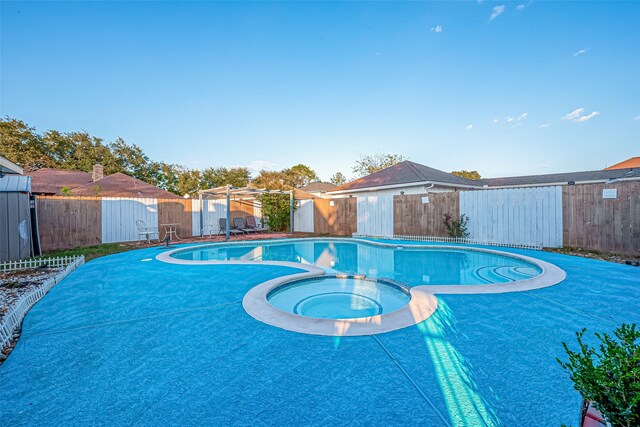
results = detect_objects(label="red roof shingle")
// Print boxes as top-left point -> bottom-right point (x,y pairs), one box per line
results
604,157 -> 640,170
70,173 -> 181,199
25,168 -> 92,195
331,161 -> 476,192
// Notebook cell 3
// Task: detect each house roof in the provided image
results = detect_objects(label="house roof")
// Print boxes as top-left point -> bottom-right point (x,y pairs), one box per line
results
330,161 -> 477,193
25,168 -> 93,195
300,182 -> 337,192
0,175 -> 31,193
478,168 -> 640,187
604,157 -> 640,170
329,160 -> 640,193
70,173 -> 182,199
295,189 -> 317,200
0,156 -> 23,175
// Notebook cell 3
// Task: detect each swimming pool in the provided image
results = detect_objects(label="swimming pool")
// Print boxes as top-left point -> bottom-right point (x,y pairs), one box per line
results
268,276 -> 411,319
1,238 -> 637,425
160,238 -> 565,336
167,239 -> 543,285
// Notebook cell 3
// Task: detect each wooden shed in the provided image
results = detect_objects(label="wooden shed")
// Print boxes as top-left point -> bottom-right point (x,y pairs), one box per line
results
0,175 -> 34,262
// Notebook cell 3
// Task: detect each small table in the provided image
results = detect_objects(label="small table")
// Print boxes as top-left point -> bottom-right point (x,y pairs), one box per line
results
160,223 -> 181,241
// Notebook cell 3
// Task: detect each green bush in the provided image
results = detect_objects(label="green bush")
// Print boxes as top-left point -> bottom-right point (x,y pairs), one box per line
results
443,213 -> 470,238
557,324 -> 640,427
259,193 -> 295,232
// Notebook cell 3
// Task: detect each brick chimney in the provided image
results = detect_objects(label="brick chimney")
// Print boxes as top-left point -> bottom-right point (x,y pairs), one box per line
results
92,164 -> 104,181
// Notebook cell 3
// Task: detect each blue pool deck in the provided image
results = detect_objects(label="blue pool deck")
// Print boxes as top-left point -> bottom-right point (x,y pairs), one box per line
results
0,239 -> 639,426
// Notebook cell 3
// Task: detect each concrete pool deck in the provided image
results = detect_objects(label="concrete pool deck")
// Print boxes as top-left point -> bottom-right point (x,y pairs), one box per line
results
0,240 -> 638,425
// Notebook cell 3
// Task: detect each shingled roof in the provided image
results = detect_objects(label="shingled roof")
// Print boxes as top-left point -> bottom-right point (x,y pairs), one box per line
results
26,168 -> 93,195
604,157 -> 640,170
300,182 -> 337,192
331,161 -> 477,192
329,160 -> 640,193
70,173 -> 182,199
478,168 -> 640,187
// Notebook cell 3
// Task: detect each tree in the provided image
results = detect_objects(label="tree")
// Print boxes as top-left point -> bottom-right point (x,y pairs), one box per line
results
176,169 -> 202,197
330,172 -> 348,186
201,166 -> 250,189
253,170 -> 290,190
253,164 -> 319,190
0,117 -> 53,171
451,170 -> 481,180
285,164 -> 319,188
352,153 -> 406,177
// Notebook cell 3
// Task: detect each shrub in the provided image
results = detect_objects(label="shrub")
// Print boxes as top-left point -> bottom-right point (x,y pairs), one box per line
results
259,193 -> 296,232
557,324 -> 640,427
443,213 -> 470,238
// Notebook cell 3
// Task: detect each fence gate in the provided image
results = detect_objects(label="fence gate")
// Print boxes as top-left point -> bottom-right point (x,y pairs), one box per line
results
460,186 -> 563,247
356,195 -> 394,237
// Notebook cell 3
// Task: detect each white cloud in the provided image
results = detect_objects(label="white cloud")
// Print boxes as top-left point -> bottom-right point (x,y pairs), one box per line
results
247,160 -> 278,174
506,116 -> 514,123
490,5 -> 505,21
573,48 -> 587,57
493,118 -> 499,123
634,115 -> 640,121
466,124 -> 473,130
511,122 -> 522,129
431,25 -> 443,33
562,108 -> 584,121
574,111 -> 599,122
538,123 -> 551,128
517,113 -> 528,121
562,108 -> 599,123
516,1 -> 532,11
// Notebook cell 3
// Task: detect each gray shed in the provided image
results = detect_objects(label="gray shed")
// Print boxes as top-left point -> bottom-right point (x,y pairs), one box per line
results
0,175 -> 33,262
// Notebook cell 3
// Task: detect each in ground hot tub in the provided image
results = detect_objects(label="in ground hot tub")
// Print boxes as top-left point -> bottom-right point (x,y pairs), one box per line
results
267,276 -> 411,319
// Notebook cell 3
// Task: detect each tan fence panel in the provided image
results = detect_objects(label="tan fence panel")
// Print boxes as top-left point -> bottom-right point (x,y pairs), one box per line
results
157,199 -> 194,238
229,200 -> 258,222
37,196 -> 102,252
393,192 -> 460,236
563,182 -> 640,254
313,198 -> 357,236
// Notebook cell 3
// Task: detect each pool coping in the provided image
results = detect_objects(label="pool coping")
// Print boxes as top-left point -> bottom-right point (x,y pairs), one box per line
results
155,237 -> 566,336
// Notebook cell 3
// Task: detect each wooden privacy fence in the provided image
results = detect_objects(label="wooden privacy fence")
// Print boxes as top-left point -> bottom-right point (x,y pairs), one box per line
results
394,192 -> 460,236
460,186 -> 563,248
37,196 -> 102,251
563,182 -> 640,253
37,196 -> 197,251
34,181 -> 640,254
313,198 -> 357,236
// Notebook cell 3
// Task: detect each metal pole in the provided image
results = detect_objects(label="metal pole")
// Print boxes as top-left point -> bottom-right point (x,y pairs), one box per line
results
199,192 -> 203,237
226,185 -> 231,241
289,190 -> 294,235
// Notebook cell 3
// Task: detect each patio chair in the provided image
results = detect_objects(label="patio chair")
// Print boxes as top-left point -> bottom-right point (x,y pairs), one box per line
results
201,224 -> 218,239
245,216 -> 268,233
136,220 -> 160,243
233,217 -> 254,234
218,218 -> 243,236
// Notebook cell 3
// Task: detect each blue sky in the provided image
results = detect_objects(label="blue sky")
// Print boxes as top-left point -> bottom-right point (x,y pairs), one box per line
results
1,1 -> 639,181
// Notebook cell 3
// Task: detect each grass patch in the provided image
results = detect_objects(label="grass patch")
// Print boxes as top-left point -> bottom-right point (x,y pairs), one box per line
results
41,243 -> 140,262
546,246 -> 640,264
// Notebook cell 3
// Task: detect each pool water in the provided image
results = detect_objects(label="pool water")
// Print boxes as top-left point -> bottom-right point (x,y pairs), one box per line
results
171,240 -> 541,285
268,277 -> 411,319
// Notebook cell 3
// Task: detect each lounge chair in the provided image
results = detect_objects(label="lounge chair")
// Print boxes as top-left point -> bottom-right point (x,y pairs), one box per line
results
136,220 -> 160,243
233,217 -> 254,234
245,216 -> 268,233
218,218 -> 243,236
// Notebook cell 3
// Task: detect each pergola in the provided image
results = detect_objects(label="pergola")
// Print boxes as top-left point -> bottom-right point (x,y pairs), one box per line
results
198,185 -> 294,241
